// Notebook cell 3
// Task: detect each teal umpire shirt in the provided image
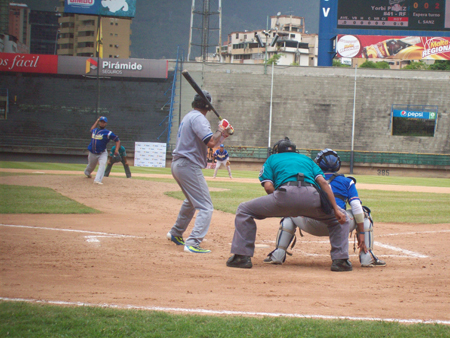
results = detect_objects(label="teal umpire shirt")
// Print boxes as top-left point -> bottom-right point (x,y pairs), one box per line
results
259,152 -> 325,190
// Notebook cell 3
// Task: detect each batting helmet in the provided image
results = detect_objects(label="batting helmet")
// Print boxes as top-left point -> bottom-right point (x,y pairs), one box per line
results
272,137 -> 296,155
192,90 -> 212,110
314,148 -> 341,172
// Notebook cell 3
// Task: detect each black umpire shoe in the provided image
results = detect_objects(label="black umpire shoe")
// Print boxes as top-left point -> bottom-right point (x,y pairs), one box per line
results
226,254 -> 252,269
331,259 -> 353,272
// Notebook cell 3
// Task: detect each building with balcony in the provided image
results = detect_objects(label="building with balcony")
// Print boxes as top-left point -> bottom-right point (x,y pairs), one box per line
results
214,15 -> 318,66
56,0 -> 132,58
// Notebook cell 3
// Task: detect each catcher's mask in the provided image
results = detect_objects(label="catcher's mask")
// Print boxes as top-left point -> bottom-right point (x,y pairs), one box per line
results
315,148 -> 341,172
272,137 -> 296,155
192,90 -> 212,110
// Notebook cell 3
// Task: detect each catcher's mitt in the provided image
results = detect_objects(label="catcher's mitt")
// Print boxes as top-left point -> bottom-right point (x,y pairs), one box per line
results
112,154 -> 122,163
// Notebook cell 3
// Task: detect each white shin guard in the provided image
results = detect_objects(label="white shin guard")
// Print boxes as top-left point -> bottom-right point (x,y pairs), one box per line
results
359,207 -> 378,266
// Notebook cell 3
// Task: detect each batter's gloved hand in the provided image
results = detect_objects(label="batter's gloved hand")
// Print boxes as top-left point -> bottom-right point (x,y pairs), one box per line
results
112,154 -> 122,163
218,119 -> 234,136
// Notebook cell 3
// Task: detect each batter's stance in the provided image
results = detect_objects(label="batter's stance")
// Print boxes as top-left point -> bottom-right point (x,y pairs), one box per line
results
84,116 -> 120,185
167,90 -> 234,253
226,137 -> 353,271
213,144 -> 232,179
264,148 -> 386,268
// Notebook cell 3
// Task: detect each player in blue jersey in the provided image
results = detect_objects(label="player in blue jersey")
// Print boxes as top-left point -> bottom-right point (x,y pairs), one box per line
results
166,90 -> 234,254
264,148 -> 386,268
213,144 -> 232,179
84,116 -> 120,185
226,138 -> 352,272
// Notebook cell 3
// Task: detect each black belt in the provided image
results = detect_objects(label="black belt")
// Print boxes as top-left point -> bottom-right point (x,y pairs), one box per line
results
279,181 -> 314,188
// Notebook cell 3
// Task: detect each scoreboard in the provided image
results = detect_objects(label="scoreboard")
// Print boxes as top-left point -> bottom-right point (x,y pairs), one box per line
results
337,0 -> 450,31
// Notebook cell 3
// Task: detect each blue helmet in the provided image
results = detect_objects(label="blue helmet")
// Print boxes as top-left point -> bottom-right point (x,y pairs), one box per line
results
315,148 -> 341,172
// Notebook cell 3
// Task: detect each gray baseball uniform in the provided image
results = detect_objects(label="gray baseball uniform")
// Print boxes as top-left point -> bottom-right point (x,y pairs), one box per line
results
169,110 -> 214,247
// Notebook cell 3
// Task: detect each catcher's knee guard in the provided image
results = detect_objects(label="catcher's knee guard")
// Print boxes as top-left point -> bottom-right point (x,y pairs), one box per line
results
265,217 -> 297,264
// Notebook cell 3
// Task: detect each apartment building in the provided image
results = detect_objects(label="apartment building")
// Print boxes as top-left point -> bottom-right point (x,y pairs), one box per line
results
216,15 -> 318,66
8,2 -> 29,53
56,1 -> 132,58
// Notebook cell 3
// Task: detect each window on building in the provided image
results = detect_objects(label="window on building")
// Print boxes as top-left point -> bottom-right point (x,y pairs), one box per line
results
0,89 -> 8,120
235,33 -> 239,39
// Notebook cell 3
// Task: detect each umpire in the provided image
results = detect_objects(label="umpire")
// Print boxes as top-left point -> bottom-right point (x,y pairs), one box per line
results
226,137 -> 352,271
104,145 -> 131,178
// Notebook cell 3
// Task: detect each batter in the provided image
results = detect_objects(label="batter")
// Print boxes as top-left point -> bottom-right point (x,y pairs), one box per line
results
167,90 -> 234,253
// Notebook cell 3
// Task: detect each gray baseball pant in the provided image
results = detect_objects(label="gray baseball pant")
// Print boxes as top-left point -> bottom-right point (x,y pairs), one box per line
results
170,157 -> 214,247
85,151 -> 108,183
230,185 -> 350,260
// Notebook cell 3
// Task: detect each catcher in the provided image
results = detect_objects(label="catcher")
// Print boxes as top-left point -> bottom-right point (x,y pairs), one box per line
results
213,144 -> 232,179
104,145 -> 131,178
264,148 -> 386,268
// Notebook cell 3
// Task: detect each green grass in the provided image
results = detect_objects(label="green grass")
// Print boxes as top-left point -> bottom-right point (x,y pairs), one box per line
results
1,301 -> 449,338
2,161 -> 450,186
0,185 -> 100,214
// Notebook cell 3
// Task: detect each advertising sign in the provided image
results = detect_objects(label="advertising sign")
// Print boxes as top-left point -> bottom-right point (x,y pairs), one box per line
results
393,109 -> 437,119
134,142 -> 167,168
64,0 -> 137,18
337,0 -> 450,31
336,35 -> 450,60
57,56 -> 168,79
0,53 -> 58,73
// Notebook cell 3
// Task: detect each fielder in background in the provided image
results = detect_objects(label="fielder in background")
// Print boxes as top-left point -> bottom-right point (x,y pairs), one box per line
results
264,148 -> 386,268
104,145 -> 131,178
226,137 -> 353,272
84,116 -> 120,185
213,144 -> 232,179
167,90 -> 234,254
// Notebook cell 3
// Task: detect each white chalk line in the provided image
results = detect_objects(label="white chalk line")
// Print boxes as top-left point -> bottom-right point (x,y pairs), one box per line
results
0,297 -> 449,326
0,224 -> 142,243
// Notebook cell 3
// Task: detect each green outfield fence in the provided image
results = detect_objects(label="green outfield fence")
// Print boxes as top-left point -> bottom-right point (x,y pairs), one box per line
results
165,144 -> 450,166
221,146 -> 450,167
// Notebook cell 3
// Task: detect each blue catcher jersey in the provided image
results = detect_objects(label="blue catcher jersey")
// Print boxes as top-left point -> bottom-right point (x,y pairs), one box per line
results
88,128 -> 119,154
259,152 -> 324,190
324,173 -> 360,210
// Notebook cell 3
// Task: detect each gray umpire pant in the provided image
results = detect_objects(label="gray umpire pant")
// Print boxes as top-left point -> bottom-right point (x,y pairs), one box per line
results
85,151 -> 108,183
230,185 -> 350,261
170,157 -> 214,247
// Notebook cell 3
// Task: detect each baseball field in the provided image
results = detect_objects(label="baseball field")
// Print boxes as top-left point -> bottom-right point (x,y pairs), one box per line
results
1,162 -> 450,337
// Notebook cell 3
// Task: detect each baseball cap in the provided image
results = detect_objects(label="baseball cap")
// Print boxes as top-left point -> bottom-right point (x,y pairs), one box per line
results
99,116 -> 108,122
220,144 -> 224,147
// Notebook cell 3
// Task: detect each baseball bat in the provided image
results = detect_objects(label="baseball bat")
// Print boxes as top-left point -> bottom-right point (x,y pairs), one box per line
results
181,69 -> 223,121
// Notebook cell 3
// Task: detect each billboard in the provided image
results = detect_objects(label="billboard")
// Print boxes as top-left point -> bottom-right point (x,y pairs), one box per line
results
337,0 -> 450,31
57,56 -> 168,78
336,35 -> 450,60
0,53 -> 58,73
134,142 -> 167,168
64,0 -> 137,18
392,109 -> 437,120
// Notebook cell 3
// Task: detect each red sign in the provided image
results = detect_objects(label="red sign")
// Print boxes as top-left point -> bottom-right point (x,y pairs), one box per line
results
336,35 -> 450,60
0,53 -> 58,73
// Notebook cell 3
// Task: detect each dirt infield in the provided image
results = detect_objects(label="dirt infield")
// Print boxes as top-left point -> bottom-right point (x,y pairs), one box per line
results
1,171 -> 450,323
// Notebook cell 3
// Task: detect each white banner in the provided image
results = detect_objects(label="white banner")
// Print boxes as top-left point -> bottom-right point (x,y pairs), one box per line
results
134,142 -> 167,168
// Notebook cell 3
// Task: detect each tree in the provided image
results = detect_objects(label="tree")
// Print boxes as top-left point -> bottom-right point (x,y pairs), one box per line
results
266,53 -> 284,65
403,60 -> 429,70
359,60 -> 378,68
428,60 -> 450,71
332,59 -> 350,67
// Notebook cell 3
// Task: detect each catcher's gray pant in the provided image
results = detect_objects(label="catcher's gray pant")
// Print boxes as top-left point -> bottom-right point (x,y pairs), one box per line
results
230,185 -> 350,260
85,151 -> 108,183
270,210 -> 378,266
169,157 -> 214,247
